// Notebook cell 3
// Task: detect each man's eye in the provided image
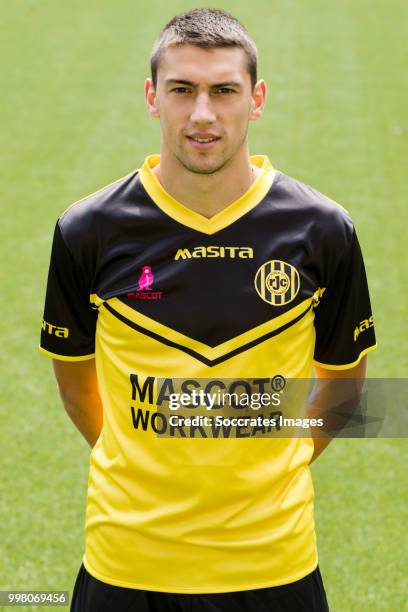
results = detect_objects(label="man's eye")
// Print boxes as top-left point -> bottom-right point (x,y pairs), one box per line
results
216,88 -> 235,95
171,87 -> 191,94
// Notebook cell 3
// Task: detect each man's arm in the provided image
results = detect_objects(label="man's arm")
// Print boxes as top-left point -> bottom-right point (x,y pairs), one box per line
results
52,358 -> 103,447
308,355 -> 367,463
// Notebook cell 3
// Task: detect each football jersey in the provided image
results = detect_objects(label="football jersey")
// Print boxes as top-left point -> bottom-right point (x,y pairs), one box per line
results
39,154 -> 377,593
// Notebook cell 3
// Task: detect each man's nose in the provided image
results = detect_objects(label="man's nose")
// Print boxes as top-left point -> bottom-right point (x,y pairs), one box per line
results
190,93 -> 216,124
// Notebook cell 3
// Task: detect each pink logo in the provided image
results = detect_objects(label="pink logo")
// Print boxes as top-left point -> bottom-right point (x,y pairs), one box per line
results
128,265 -> 163,300
138,265 -> 154,290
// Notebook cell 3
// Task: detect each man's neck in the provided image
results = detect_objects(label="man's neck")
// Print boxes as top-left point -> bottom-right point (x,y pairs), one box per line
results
152,149 -> 262,219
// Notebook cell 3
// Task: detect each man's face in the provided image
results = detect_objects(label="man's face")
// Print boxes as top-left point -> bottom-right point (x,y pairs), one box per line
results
145,45 -> 265,175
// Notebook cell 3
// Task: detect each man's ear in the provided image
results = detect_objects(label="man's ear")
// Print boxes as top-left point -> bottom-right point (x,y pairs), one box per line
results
249,79 -> 267,121
145,78 -> 160,118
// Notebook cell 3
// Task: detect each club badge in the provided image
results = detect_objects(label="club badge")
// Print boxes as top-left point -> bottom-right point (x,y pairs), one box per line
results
254,260 -> 300,306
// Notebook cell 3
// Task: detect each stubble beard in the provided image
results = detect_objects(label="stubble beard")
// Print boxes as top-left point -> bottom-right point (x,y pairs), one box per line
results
176,154 -> 228,175
174,129 -> 248,176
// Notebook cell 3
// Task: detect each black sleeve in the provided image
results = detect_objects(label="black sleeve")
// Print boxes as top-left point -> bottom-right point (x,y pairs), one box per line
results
313,229 -> 377,368
39,221 -> 98,360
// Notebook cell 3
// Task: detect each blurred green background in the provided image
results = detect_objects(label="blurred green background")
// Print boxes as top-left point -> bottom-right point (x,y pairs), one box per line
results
1,1 -> 407,610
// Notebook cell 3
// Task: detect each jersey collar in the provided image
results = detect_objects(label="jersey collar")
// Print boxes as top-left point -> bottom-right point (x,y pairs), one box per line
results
139,154 -> 276,235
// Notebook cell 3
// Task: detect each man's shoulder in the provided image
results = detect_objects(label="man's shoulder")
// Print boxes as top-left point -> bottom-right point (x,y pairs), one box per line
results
274,170 -> 352,222
57,168 -> 141,247
273,170 -> 355,248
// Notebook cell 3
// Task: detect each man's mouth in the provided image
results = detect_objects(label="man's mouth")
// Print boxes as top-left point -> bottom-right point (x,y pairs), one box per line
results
188,136 -> 219,143
186,134 -> 221,148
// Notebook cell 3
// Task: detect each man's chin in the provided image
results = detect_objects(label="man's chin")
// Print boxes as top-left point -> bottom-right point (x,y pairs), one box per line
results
178,156 -> 228,175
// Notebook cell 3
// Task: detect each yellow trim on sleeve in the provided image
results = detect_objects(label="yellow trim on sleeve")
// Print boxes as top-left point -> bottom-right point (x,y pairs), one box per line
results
38,345 -> 95,361
139,155 -> 276,235
313,344 -> 378,370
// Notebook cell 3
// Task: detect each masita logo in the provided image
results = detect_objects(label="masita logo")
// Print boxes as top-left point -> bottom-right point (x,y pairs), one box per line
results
127,265 -> 163,300
174,246 -> 253,260
255,260 -> 300,306
42,320 -> 69,338
354,316 -> 374,341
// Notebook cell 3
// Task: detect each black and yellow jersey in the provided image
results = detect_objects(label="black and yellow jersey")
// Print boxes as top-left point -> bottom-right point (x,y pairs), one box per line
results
39,155 -> 377,593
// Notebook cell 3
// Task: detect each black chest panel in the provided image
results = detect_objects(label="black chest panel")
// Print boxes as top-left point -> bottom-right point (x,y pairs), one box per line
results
77,173 -> 333,346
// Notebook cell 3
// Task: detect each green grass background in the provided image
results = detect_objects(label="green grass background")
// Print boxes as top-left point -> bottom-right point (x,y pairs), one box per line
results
1,1 -> 407,610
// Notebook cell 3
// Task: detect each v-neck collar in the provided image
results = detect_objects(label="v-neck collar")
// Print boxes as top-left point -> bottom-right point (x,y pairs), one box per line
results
139,154 -> 276,235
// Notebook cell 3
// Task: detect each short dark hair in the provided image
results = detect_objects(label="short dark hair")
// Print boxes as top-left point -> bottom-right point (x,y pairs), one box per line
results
150,9 -> 258,89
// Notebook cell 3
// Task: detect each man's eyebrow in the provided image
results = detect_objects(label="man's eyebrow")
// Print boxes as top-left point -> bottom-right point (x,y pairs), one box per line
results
165,79 -> 242,89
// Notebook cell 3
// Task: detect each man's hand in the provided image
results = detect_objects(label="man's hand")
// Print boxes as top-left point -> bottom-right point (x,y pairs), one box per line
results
52,358 -> 103,447
308,356 -> 367,463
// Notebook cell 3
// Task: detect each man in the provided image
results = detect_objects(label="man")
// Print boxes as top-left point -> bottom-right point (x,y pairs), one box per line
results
39,8 -> 377,611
